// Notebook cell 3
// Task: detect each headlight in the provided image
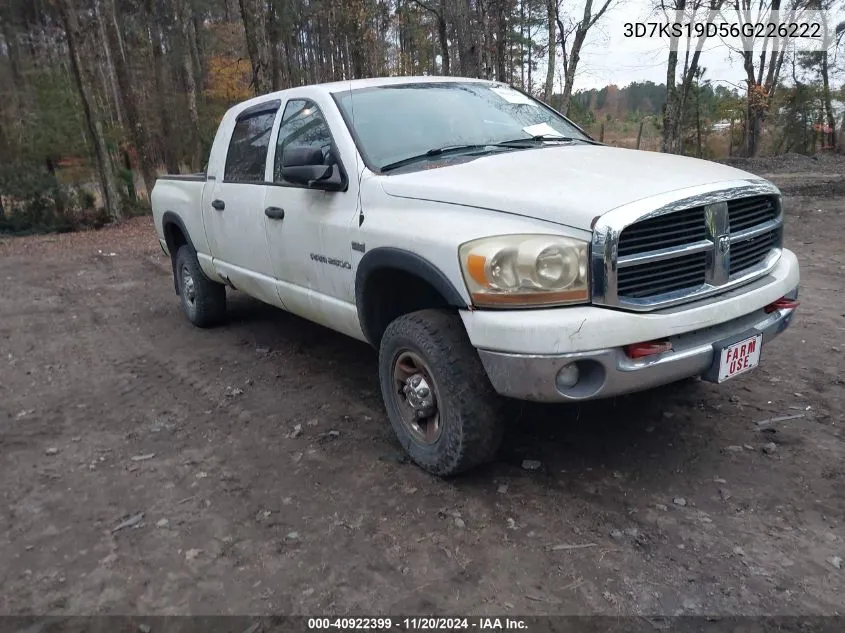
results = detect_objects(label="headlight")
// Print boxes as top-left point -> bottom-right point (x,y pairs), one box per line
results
459,234 -> 590,307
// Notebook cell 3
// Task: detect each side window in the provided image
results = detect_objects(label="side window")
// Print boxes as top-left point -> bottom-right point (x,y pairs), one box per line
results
274,100 -> 334,183
224,109 -> 277,183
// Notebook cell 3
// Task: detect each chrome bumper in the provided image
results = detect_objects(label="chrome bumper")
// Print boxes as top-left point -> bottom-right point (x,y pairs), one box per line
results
477,287 -> 798,402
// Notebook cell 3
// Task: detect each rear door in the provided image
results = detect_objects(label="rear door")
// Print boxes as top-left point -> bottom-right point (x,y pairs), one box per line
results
262,98 -> 361,336
202,101 -> 283,308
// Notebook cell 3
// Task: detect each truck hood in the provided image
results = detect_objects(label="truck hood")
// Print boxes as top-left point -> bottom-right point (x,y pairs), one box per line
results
379,145 -> 765,230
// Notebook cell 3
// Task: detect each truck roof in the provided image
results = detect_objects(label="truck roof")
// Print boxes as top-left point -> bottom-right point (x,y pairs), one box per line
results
318,75 -> 492,93
232,76 -> 493,113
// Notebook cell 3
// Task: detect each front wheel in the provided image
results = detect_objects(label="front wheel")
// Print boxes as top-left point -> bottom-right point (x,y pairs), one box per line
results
378,309 -> 504,476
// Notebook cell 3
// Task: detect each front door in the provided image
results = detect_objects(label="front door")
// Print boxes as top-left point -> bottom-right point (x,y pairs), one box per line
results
263,98 -> 361,337
202,103 -> 282,308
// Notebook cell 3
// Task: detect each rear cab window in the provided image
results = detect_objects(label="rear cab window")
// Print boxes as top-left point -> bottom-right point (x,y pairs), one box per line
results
224,104 -> 279,183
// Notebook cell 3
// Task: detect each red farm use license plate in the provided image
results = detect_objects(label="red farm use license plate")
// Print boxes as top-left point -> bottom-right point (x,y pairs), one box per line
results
717,333 -> 762,383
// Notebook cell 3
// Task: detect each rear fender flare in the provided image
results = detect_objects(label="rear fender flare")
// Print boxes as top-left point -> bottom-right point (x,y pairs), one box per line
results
161,211 -> 197,294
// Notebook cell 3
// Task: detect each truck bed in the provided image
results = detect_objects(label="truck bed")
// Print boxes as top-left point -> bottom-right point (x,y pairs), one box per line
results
150,175 -> 208,260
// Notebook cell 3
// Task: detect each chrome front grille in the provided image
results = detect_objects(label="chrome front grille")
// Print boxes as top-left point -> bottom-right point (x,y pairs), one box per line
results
729,228 -> 781,275
617,206 -> 706,256
591,181 -> 784,312
729,195 -> 779,231
617,251 -> 707,299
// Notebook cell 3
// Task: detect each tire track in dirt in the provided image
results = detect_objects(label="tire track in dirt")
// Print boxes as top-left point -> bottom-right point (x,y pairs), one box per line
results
70,254 -> 618,614
35,254 -> 458,613
2,255 -> 292,613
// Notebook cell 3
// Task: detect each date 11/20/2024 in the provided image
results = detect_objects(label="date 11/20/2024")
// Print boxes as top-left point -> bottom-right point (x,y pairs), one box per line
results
307,617 -> 529,631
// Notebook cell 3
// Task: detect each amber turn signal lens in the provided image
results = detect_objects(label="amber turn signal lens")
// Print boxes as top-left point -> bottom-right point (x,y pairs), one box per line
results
467,254 -> 488,286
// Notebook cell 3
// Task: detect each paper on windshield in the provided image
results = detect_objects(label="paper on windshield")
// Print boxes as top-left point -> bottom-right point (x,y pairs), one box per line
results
522,123 -> 565,138
490,86 -> 537,106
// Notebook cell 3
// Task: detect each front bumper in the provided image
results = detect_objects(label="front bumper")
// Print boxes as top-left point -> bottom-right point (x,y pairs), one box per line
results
462,249 -> 800,402
477,295 -> 797,401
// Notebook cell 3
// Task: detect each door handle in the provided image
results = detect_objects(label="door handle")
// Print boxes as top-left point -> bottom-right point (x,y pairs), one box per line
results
265,206 -> 285,220
211,199 -> 225,211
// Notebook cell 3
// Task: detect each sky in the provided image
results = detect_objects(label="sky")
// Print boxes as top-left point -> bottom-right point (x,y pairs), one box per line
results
563,0 -> 845,92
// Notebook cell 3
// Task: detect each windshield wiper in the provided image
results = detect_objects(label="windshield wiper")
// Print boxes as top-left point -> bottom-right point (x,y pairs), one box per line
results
378,135 -> 596,172
380,144 -> 492,172
493,134 -> 599,147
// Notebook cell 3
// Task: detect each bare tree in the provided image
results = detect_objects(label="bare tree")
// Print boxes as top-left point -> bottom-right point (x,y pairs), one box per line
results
174,0 -> 204,170
543,0 -> 557,100
819,48 -> 835,149
555,0 -> 615,115
92,0 -> 124,128
0,2 -> 30,130
0,9 -> 25,96
145,0 -> 178,173
267,0 -> 288,89
813,3 -> 837,150
735,0 -> 789,156
239,0 -> 272,94
8,0 -> 835,238
189,8 -> 205,89
494,0 -> 511,81
660,0 -> 723,153
409,0 -> 450,74
101,0 -> 158,196
56,0 -> 124,221
455,0 -> 482,76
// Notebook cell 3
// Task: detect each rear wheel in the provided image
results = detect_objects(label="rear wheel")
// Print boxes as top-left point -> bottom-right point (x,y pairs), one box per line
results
378,309 -> 504,476
175,244 -> 226,328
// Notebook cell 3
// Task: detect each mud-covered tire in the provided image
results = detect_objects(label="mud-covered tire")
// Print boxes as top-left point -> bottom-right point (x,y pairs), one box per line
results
378,309 -> 504,476
175,244 -> 226,328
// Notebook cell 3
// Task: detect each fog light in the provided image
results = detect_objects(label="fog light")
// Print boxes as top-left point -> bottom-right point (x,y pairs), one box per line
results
555,363 -> 580,390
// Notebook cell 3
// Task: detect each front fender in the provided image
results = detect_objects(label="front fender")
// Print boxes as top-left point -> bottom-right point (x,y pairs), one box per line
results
354,247 -> 468,345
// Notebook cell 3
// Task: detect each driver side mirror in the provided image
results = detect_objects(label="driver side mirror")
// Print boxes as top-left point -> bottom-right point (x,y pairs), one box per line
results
280,147 -> 334,188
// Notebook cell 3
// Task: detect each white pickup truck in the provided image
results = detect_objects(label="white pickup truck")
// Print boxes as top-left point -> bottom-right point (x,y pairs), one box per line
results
152,76 -> 800,476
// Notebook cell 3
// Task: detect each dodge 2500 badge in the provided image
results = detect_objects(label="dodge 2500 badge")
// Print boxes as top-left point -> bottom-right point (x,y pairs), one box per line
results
152,76 -> 800,476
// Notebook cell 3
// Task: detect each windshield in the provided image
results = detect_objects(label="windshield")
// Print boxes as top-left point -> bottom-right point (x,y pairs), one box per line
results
333,82 -> 591,172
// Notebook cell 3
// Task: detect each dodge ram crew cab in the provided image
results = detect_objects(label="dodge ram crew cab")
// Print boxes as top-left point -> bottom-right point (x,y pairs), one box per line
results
151,76 -> 800,476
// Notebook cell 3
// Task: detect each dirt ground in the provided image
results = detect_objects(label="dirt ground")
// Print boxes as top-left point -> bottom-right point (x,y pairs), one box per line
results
1,160 -> 843,617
